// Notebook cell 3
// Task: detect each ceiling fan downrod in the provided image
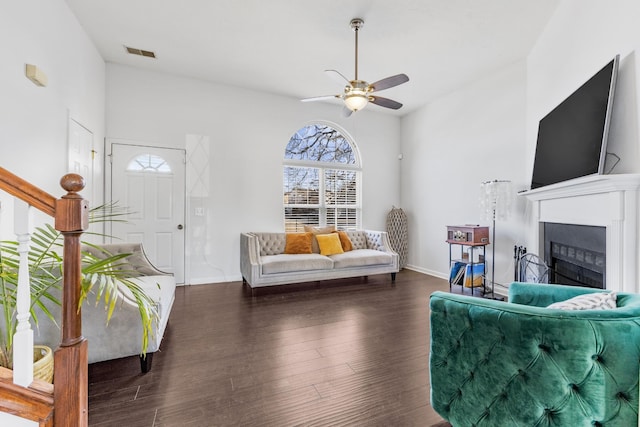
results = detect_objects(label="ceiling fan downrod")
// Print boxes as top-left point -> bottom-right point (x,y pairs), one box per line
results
350,18 -> 364,81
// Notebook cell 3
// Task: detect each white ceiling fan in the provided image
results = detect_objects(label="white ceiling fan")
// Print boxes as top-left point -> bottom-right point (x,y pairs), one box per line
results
302,18 -> 409,117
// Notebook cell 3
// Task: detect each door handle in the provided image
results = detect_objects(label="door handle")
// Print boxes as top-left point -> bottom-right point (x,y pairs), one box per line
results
177,224 -> 184,230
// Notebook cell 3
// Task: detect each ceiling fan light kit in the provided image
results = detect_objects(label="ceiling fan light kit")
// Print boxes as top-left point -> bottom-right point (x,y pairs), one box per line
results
344,92 -> 368,112
343,80 -> 369,111
302,18 -> 409,116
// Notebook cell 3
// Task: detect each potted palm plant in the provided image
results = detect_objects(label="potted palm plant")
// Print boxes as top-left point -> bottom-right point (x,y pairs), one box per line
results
0,203 -> 157,380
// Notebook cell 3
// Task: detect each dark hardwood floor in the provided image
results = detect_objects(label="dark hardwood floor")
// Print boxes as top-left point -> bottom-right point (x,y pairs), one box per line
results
88,270 -> 452,426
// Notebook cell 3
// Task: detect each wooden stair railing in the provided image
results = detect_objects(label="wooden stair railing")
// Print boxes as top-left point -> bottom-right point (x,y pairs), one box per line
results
0,166 -> 89,427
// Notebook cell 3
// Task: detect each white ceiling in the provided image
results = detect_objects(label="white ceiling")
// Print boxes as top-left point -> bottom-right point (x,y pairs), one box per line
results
65,0 -> 560,116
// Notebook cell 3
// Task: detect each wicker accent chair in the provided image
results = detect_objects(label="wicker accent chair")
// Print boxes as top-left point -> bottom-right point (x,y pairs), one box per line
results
429,282 -> 640,426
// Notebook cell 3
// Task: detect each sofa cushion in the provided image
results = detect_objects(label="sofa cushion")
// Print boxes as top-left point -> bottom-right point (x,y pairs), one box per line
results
316,233 -> 344,256
329,249 -> 393,268
83,243 -> 163,277
284,232 -> 313,254
118,275 -> 176,325
304,225 -> 336,253
261,254 -> 334,274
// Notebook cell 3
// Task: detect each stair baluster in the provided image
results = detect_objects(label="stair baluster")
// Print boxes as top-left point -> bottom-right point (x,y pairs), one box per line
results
13,199 -> 34,387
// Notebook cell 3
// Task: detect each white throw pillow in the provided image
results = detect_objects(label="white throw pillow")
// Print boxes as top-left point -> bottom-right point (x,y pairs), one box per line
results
547,291 -> 617,310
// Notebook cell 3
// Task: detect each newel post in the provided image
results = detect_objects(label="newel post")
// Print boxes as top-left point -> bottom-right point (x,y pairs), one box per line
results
53,174 -> 89,427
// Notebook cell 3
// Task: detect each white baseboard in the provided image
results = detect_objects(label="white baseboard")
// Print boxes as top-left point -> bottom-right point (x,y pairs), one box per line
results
493,283 -> 509,297
187,274 -> 243,285
405,265 -> 510,298
404,264 -> 448,280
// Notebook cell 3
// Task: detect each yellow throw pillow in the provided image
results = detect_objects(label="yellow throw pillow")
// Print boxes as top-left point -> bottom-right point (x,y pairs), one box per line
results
284,232 -> 313,254
316,233 -> 344,256
333,230 -> 353,252
304,225 -> 336,253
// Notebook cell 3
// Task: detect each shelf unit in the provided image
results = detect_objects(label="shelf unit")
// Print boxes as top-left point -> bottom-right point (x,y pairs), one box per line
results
447,240 -> 490,296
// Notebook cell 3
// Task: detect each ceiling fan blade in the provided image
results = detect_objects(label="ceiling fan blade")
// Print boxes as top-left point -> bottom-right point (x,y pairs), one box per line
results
370,96 -> 403,110
325,69 -> 351,85
342,106 -> 353,117
301,95 -> 341,103
370,73 -> 409,92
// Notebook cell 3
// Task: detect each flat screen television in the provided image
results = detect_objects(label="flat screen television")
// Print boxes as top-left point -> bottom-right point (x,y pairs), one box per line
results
530,55 -> 619,190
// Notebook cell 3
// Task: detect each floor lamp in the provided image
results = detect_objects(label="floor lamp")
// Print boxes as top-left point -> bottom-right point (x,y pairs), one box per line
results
480,179 -> 513,296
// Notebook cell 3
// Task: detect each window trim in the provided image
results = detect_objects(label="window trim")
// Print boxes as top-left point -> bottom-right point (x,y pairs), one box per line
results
282,158 -> 362,171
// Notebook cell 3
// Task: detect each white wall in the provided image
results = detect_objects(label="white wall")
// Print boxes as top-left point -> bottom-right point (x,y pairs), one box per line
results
401,0 -> 640,289
0,0 -> 105,235
0,1 -> 105,423
105,63 -> 401,284
527,0 -> 640,179
524,0 -> 640,251
400,61 -> 529,287
6,0 -> 636,293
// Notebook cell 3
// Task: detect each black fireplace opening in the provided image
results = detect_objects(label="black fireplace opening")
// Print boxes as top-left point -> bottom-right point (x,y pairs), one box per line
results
544,223 -> 606,289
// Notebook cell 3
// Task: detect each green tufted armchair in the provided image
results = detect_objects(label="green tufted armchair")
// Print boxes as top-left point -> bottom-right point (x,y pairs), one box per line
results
429,282 -> 640,426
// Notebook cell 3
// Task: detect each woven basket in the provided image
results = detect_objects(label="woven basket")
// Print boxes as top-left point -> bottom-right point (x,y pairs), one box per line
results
33,345 -> 54,383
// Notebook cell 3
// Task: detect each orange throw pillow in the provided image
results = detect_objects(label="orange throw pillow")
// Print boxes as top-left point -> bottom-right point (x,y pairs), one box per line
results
333,230 -> 353,252
284,232 -> 313,254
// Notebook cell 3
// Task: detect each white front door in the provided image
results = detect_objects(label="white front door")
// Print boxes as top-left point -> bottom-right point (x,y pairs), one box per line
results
110,143 -> 186,283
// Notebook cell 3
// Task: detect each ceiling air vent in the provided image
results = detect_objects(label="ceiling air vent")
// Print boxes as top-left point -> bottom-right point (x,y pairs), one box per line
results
124,46 -> 156,58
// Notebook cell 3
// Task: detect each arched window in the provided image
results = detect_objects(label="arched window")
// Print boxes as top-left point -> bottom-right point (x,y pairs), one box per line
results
126,154 -> 172,173
283,123 -> 361,232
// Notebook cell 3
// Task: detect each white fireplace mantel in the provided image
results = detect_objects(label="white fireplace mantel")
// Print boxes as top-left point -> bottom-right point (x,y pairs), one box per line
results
520,173 -> 640,293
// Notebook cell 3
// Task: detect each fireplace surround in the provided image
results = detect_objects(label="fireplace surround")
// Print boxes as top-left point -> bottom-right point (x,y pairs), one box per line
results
521,173 -> 640,293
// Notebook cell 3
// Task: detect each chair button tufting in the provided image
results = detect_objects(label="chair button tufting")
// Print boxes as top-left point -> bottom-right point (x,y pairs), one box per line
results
616,391 -> 629,402
543,408 -> 556,419
538,343 -> 550,352
592,354 -> 603,363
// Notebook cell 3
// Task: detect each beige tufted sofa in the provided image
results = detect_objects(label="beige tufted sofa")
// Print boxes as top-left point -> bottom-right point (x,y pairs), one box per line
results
240,230 -> 399,288
34,243 -> 176,373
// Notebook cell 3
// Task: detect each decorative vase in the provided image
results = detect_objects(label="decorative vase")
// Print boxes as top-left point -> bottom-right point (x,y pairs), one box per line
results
386,206 -> 408,269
